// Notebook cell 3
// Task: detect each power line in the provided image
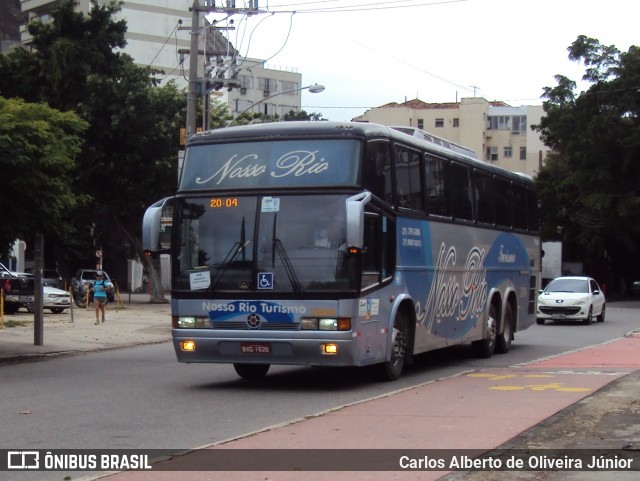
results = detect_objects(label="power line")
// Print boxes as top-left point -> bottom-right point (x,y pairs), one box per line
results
265,0 -> 469,14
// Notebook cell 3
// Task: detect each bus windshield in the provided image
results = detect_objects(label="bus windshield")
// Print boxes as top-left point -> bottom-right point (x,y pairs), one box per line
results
174,194 -> 357,293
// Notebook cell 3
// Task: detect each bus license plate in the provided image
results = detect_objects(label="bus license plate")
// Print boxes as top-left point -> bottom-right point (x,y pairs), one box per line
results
240,342 -> 271,354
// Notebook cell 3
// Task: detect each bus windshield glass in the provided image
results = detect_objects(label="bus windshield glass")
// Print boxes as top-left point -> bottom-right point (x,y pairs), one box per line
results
179,139 -> 361,191
174,194 -> 357,293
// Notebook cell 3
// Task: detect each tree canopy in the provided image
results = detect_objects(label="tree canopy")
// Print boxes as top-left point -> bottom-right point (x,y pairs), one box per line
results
0,97 -> 87,257
0,0 -> 185,286
534,36 -> 640,289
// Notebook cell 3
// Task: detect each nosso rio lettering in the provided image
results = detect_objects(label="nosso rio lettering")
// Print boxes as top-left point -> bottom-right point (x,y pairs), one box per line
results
195,150 -> 329,185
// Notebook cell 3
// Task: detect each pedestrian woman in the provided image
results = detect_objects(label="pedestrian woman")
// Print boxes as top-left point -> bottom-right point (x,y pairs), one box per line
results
91,271 -> 112,325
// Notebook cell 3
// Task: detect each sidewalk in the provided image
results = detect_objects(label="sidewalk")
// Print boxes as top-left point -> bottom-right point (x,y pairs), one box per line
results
0,293 -> 171,363
1,300 -> 639,480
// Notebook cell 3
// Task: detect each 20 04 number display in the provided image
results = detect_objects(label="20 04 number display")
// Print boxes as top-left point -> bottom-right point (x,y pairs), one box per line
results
210,197 -> 239,208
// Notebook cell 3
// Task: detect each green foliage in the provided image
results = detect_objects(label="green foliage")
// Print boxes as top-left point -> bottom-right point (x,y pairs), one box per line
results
283,110 -> 326,121
0,0 -> 186,268
534,36 -> 640,284
0,97 -> 87,257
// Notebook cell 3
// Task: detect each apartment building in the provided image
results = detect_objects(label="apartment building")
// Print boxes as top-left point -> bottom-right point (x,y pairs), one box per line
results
353,97 -> 547,177
227,58 -> 302,118
19,0 -> 302,116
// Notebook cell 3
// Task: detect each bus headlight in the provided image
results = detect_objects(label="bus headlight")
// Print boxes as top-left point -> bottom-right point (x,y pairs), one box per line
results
300,318 -> 351,331
176,317 -> 196,328
319,318 -> 337,330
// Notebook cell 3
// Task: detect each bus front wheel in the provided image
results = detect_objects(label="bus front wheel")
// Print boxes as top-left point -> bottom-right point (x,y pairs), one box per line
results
233,363 -> 270,379
376,311 -> 408,382
472,304 -> 497,358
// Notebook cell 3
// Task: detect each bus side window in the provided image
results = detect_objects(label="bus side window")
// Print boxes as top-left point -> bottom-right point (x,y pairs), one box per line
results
361,211 -> 394,290
512,184 -> 528,230
450,162 -> 473,221
424,155 -> 450,217
495,178 -> 511,227
474,170 -> 495,225
363,142 -> 392,203
526,188 -> 539,232
394,146 -> 423,211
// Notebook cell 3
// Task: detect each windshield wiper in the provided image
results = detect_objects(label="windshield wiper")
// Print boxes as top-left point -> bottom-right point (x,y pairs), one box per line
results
271,214 -> 302,294
209,217 -> 251,291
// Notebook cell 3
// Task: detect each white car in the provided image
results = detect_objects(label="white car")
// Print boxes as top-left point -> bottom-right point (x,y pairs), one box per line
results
537,276 -> 605,325
25,286 -> 71,314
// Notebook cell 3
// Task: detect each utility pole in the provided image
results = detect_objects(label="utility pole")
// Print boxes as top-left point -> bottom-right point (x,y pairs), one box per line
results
184,0 -> 261,139
186,0 -> 201,139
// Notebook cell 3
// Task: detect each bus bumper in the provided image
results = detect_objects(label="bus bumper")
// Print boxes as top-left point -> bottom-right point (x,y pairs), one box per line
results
172,329 -> 360,367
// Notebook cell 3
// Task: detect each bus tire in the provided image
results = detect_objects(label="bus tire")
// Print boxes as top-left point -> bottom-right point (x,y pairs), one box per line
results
495,302 -> 513,354
472,303 -> 497,358
233,363 -> 270,379
376,310 -> 408,382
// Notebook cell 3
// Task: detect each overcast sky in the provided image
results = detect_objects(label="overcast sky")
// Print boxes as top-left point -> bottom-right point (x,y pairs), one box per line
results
212,0 -> 638,121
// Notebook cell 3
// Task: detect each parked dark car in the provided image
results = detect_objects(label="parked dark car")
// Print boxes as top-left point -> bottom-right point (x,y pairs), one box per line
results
1,263 -> 35,314
25,268 -> 64,289
70,269 -> 115,306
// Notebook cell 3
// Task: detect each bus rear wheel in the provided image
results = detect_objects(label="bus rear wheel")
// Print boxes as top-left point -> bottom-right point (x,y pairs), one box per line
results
495,302 -> 513,354
472,303 -> 497,358
233,363 -> 270,379
376,311 -> 408,382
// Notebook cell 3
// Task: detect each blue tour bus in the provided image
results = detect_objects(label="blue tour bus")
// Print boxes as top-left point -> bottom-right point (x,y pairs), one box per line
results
143,121 -> 540,381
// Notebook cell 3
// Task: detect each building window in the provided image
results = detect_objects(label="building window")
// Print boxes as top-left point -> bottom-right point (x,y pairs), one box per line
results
453,118 -> 459,127
258,77 -> 276,92
488,116 -> 510,130
281,80 -> 299,93
435,118 -> 444,128
417,119 -> 424,129
486,147 -> 498,162
512,116 -> 527,135
520,147 -> 527,160
504,147 -> 512,158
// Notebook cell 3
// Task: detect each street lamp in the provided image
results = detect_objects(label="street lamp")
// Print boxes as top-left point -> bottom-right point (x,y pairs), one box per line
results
226,84 -> 325,127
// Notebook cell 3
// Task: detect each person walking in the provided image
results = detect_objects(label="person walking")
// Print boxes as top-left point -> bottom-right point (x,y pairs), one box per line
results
91,271 -> 112,325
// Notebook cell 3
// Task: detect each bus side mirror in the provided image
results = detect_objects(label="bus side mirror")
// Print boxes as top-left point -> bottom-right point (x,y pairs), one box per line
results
142,197 -> 174,257
345,192 -> 372,249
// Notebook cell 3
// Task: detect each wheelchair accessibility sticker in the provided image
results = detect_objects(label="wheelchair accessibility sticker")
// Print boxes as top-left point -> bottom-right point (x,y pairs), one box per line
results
258,272 -> 273,290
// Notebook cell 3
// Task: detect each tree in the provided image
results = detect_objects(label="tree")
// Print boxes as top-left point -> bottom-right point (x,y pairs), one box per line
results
0,0 -> 22,41
534,36 -> 640,290
283,109 -> 326,121
0,0 -> 185,300
0,97 -> 87,257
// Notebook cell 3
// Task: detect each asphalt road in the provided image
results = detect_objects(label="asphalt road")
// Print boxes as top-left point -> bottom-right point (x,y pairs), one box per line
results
1,301 -> 639,481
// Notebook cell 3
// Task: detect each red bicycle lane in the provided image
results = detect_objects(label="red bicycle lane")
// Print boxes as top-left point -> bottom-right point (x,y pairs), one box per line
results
92,335 -> 640,481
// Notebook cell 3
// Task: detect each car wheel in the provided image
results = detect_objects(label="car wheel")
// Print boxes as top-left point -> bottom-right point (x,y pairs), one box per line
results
536,318 -> 545,325
49,308 -> 65,314
583,306 -> 593,325
233,363 -> 270,379
496,302 -> 513,354
596,304 -> 605,322
74,293 -> 85,308
3,303 -> 20,314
